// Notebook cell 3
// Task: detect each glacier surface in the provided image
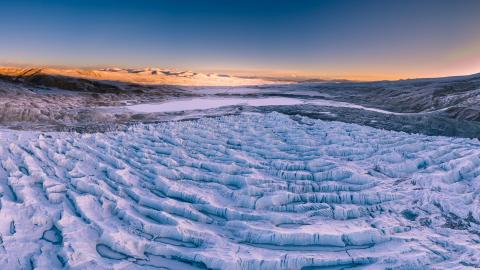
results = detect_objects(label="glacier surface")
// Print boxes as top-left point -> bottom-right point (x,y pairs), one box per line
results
0,113 -> 479,269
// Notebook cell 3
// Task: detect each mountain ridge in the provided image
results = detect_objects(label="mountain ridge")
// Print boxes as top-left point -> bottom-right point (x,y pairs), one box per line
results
0,66 -> 282,87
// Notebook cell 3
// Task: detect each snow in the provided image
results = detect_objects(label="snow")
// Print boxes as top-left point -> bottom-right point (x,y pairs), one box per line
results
0,112 -> 479,269
127,97 -> 304,113
308,99 -> 408,115
126,97 -> 411,115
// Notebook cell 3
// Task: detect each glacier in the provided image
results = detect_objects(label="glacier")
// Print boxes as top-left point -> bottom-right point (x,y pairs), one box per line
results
0,112 -> 479,269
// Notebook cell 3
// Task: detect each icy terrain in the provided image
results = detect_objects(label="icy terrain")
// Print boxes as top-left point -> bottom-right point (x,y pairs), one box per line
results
2,68 -> 480,137
1,113 -> 479,269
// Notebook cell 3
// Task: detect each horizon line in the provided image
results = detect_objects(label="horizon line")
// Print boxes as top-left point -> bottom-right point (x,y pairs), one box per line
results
0,62 -> 478,83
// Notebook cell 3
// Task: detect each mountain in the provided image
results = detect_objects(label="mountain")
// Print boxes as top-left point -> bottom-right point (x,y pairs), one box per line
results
0,67 -> 281,89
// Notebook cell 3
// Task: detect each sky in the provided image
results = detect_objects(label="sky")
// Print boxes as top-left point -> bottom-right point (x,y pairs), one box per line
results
0,0 -> 479,80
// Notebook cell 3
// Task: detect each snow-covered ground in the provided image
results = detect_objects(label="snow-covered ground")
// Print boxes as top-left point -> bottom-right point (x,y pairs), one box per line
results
126,97 -> 413,115
1,112 -> 479,269
126,97 -> 304,113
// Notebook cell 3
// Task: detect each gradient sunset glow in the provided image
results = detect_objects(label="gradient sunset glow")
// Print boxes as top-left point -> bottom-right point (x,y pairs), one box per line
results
1,0 -> 479,81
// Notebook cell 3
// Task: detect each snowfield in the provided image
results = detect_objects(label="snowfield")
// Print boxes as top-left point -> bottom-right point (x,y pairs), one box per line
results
0,112 -> 480,269
126,97 -> 409,115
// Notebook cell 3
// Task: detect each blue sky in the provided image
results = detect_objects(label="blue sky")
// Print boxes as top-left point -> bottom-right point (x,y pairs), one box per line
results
1,0 -> 479,79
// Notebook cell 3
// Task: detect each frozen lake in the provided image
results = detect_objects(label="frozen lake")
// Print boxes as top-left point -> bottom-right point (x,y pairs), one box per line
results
127,96 -> 408,115
127,97 -> 304,113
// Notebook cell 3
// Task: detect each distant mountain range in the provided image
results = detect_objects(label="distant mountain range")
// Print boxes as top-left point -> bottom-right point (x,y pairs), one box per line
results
0,66 -> 282,88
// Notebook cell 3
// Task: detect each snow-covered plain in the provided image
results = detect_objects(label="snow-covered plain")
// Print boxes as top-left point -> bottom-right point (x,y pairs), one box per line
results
126,97 -> 409,115
1,112 -> 479,269
127,97 -> 304,113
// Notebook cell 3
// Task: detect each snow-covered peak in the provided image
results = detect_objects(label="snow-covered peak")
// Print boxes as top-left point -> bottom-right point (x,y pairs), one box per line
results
0,66 -> 286,87
84,67 -> 283,86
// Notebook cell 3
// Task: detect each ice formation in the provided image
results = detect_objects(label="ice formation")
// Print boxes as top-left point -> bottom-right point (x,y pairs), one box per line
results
0,113 -> 479,269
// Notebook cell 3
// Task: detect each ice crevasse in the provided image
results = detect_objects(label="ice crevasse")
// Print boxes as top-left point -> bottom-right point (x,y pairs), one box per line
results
0,112 -> 479,269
